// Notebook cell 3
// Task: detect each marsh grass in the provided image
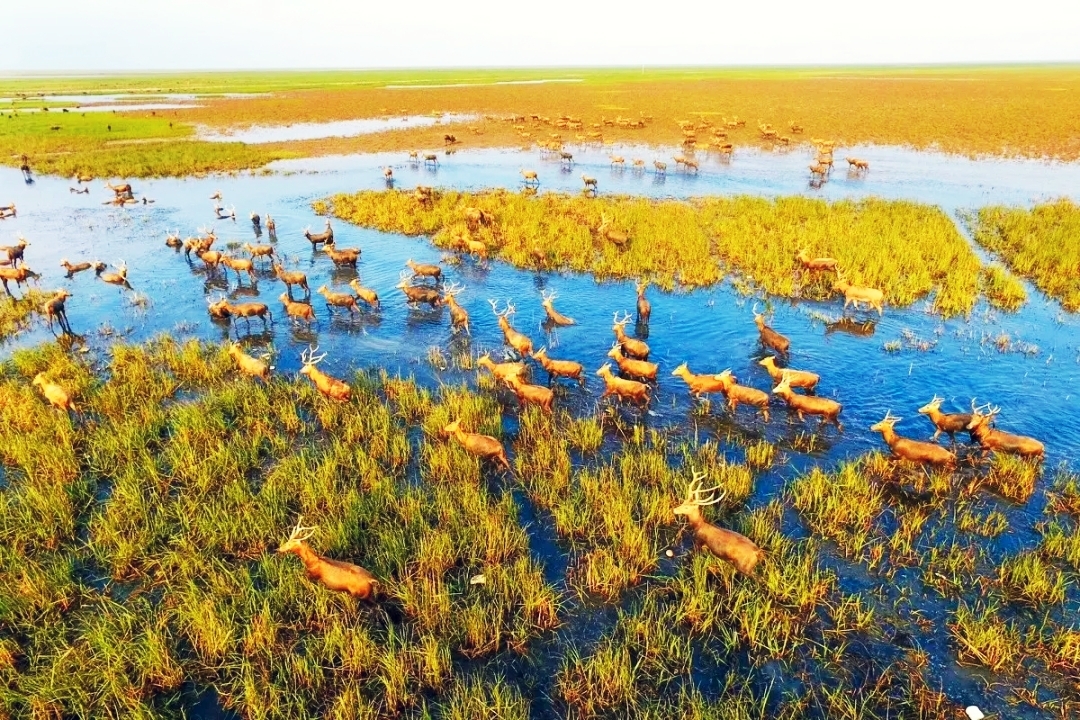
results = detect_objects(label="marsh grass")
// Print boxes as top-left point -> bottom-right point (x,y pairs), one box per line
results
331,190 -> 989,316
996,552 -> 1067,607
949,603 -> 1023,672
0,289 -> 49,341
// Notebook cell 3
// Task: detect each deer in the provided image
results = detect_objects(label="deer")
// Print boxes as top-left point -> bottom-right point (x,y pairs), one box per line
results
227,342 -> 271,382
299,345 -> 350,401
871,411 -> 956,467
714,370 -> 770,422
60,259 -> 99,278
243,242 -> 275,265
530,347 -> 584,385
772,373 -> 842,429
809,163 -> 829,180
220,254 -> 257,284
323,241 -> 361,267
406,258 -> 442,283
0,265 -> 39,296
596,363 -> 650,405
105,181 -> 133,197
917,396 -> 974,442
753,304 -> 789,356
607,343 -> 658,381
277,517 -> 378,599
489,299 -> 533,357
632,159 -> 646,172
581,173 -> 598,192
597,213 -> 629,247
1,235 -> 29,267
206,296 -> 272,329
348,278 -> 380,310
683,158 -> 700,173
505,374 -> 555,413
43,289 -> 73,333
673,472 -> 762,575
31,373 -> 78,414
184,228 -> 216,259
197,249 -> 223,275
266,215 -> 276,236
653,160 -> 668,175
833,272 -> 885,316
520,169 -> 539,186
318,285 -> 361,315
635,281 -> 651,322
96,261 -> 132,290
440,419 -> 511,471
796,249 -> 838,272
846,157 -> 869,171
164,230 -> 182,248
383,166 -> 393,182
612,311 -> 650,359
424,153 -> 439,166
0,203 -> 16,218
272,262 -> 309,297
214,204 -> 236,221
559,151 -> 574,164
304,219 -> 334,247
477,353 -> 527,387
279,293 -> 316,325
250,212 -> 261,229
610,155 -> 625,168
671,363 -> 730,401
463,206 -> 494,229
442,282 -> 470,334
397,271 -> 442,308
209,190 -> 222,201
966,401 -> 1044,459
758,356 -> 818,392
540,289 -> 575,326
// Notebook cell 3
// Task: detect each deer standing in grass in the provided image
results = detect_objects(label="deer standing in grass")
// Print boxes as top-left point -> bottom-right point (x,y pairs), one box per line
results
278,518 -> 378,599
753,304 -> 789,356
489,299 -> 533,357
540,289 -> 575,326
272,262 -> 309,298
280,293 -> 316,325
43,289 -> 73,333
796,249 -> 837,272
531,347 -> 584,385
966,401 -> 1044,459
871,411 -> 956,467
772,373 -> 842,429
715,370 -> 770,422
673,473 -> 762,576
227,343 -> 271,382
442,282 -> 470,334
299,345 -> 350,401
833,271 -> 884,315
596,363 -> 650,405
918,396 -> 974,442
32,374 -> 78,414
597,213 -> 629,247
441,419 -> 511,471
612,311 -> 649,359
758,356 -> 818,392
672,363 -> 730,401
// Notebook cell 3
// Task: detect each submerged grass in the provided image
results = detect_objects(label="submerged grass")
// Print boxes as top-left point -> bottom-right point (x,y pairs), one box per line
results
0,289 -> 49,341
969,199 -> 1080,311
332,190 -> 989,316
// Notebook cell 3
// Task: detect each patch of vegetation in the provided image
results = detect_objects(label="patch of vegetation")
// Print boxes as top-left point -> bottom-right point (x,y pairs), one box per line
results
0,289 -> 48,341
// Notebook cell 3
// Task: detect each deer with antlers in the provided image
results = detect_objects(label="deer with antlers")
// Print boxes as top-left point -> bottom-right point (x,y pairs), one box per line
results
753,304 -> 789,356
477,353 -> 527,387
597,213 -> 629,247
164,230 -> 182,249
318,285 -> 361,315
96,261 -> 132,290
184,227 -> 216,260
397,271 -> 442,307
227,342 -> 271,382
714,370 -> 770,422
607,343 -> 658,381
833,271 -> 885,316
272,262 -> 309,298
871,411 -> 956,467
299,345 -> 350,401
441,419 -> 511,471
673,472 -> 763,575
489,299 -> 533,357
43,289 -> 73,334
540,289 -> 575,327
772,372 -> 841,429
612,311 -> 649,359
796,249 -> 838,272
671,363 -> 730,401
758,356 -> 818,392
0,235 -> 29,267
596,363 -> 650,405
406,258 -> 442,283
918,396 -> 974,442
966,401 -> 1044,459
442,282 -> 470,334
31,373 -> 78,414
279,293 -> 316,325
304,219 -> 334,247
530,347 -> 583,385
277,517 -> 378,599
206,295 -> 272,329
348,277 -> 380,310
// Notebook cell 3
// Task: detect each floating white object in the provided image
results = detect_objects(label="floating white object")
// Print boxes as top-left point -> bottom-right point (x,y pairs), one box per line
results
665,549 -> 674,558
965,706 -> 984,720
469,574 -> 486,585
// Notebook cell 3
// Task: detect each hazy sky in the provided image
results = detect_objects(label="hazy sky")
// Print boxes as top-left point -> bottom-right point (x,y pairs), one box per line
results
3,0 -> 1077,71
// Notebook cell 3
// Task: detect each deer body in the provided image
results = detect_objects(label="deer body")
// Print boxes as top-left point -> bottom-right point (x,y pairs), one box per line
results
207,298 -> 272,327
323,242 -> 360,266
304,221 -> 334,246
43,289 -> 72,332
598,213 -> 629,246
531,348 -> 583,384
918,397 -> 973,441
0,265 -> 39,295
227,343 -> 270,382
243,242 -> 275,264
612,313 -> 649,358
478,354 -> 527,387
871,413 -> 955,466
348,279 -> 380,309
442,420 -> 511,470
772,374 -> 841,428
674,475 -> 762,575
506,375 -> 554,413
596,363 -> 650,405
716,371 -> 770,422
318,286 -> 360,314
967,403 -> 1044,458
442,284 -> 470,334
221,255 -> 256,283
833,276 -> 884,315
32,373 -> 77,413
278,520 -> 377,599
758,356 -> 818,392
608,345 -> 658,381
406,259 -> 441,282
636,281 -> 651,322
796,249 -> 837,272
540,291 -> 575,326
273,263 -> 309,296
753,307 -> 790,355
96,263 -> 131,289
671,363 -> 728,399
279,293 -> 316,324
1,237 -> 28,267
299,346 -> 350,401
60,259 -> 95,278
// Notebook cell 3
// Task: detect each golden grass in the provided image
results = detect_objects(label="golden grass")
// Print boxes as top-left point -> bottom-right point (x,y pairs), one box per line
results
0,289 -> 49,341
331,189 -> 990,315
969,199 -> 1080,311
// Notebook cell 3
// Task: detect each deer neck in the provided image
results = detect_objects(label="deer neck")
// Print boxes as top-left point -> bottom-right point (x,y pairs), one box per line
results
292,542 -> 322,570
683,508 -> 708,532
879,426 -> 899,447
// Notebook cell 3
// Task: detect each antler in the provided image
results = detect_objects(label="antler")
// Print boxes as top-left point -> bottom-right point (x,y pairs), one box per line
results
882,410 -> 902,423
541,289 -> 557,302
504,301 -> 516,317
301,344 -> 326,366
612,311 -> 631,327
752,302 -> 762,318
444,281 -> 464,296
685,471 -> 725,507
488,298 -> 507,316
286,515 -> 318,543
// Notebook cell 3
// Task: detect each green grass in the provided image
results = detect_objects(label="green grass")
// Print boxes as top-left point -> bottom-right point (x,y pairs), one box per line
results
331,190 -> 992,316
0,289 -> 48,341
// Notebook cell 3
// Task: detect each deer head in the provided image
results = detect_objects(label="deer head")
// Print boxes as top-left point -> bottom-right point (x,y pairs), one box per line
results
300,344 -> 327,369
918,396 -> 945,414
277,516 -> 318,553
870,410 -> 902,432
673,472 -> 725,517
540,289 -> 557,304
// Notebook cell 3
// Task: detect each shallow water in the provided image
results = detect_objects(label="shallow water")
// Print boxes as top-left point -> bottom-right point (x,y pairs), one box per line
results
2,145 -> 1079,717
197,113 -> 478,144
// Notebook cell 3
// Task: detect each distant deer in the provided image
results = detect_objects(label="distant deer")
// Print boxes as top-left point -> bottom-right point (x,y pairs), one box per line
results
206,295 -> 272,329
299,345 -> 351,401
397,271 -> 442,307
796,249 -> 837,272
60,259 -> 97,278
277,517 -> 378,599
43,289 -> 73,333
635,281 -> 651,322
0,235 -> 29,267
406,258 -> 442,283
671,362 -> 729,401
442,282 -> 470,334
531,347 -> 584,385
581,173 -> 598,192
243,242 -> 275,265
279,293 -> 316,325
597,213 -> 628,247
441,419 -> 511,471
304,219 -> 334,247
318,285 -> 361,315
540,289 -> 575,326
477,353 -> 527,387
758,356 -> 818,392
348,277 -> 380,310
489,299 -> 533,357
272,262 -> 309,297
323,241 -> 360,267
31,373 -> 78,414
966,401 -> 1044,459
519,169 -> 539,186
846,157 -> 869,172
871,411 -> 955,467
221,254 -> 257,284
96,261 -> 132,290
607,343 -> 658,381
833,271 -> 885,315
673,472 -> 763,575
716,370 -> 770,422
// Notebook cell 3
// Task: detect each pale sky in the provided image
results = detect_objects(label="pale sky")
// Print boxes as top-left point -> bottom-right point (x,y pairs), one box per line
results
3,0 -> 1078,71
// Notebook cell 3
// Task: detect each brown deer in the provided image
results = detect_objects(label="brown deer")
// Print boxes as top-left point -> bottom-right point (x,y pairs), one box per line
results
530,347 -> 584,384
846,157 -> 870,171
653,160 -> 667,174
771,373 -> 842,429
397,271 -> 442,307
809,163 -> 829,180
197,249 -> 223,275
266,215 -> 276,235
636,281 -> 651,322
243,242 -> 275,265
441,419 -> 511,471
581,173 -> 598,192
795,249 -> 838,272
31,373 -> 78,413
758,356 -> 818,392
60,259 -> 98,278
105,181 -> 133,197
0,265 -> 39,296
520,169 -> 539,186
279,293 -> 316,325
0,235 -> 29,267
966,401 -> 1044,459
206,296 -> 272,329
833,272 -> 885,316
318,285 -> 360,315
303,220 -> 334,247
753,304 -> 790,356
43,289 -> 73,333
477,353 -> 527,387
220,254 -> 257,284
164,230 -> 182,248
505,375 -> 554,413
871,411 -> 956,467
607,343 -> 658,381
272,262 -> 309,297
540,289 -> 575,326
277,518 -> 378,599
716,370 -> 770,422
348,277 -> 380,309
463,206 -> 494,229
673,472 -> 762,575
596,363 -> 650,405
96,261 -> 132,290
227,342 -> 271,382
489,299 -> 533,357
299,345 -> 351,401
442,282 -> 470,334
918,396 -> 974,442
323,242 -> 360,267
597,213 -> 629,247
406,258 -> 441,283
612,311 -> 650,359
671,362 -> 729,401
